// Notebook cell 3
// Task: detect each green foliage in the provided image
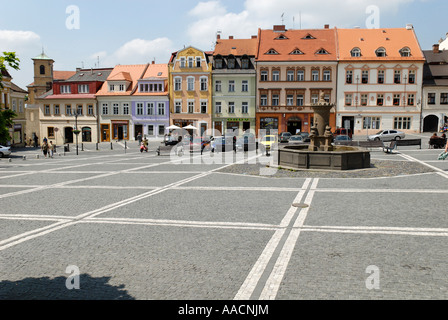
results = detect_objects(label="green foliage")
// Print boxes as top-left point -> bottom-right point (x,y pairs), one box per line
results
0,52 -> 20,88
0,109 -> 17,144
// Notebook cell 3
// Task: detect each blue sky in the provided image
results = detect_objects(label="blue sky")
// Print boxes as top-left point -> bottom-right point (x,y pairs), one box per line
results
1,0 -> 446,90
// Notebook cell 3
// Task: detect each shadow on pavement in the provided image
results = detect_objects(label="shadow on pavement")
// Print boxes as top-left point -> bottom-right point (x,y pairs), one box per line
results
0,274 -> 135,300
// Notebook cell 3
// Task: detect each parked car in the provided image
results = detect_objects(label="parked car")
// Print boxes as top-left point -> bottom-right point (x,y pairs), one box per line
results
368,130 -> 406,141
279,132 -> 292,143
0,145 -> 11,158
332,135 -> 352,145
288,135 -> 304,144
333,128 -> 352,138
260,135 -> 278,153
299,132 -> 310,142
236,134 -> 257,151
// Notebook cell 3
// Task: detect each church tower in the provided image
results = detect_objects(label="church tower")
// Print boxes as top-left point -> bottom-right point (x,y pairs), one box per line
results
27,49 -> 54,104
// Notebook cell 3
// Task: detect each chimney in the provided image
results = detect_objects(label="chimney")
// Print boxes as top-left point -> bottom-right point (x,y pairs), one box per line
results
152,61 -> 155,64
433,44 -> 440,53
229,36 -> 234,39
217,34 -> 221,40
324,24 -> 329,29
273,25 -> 286,32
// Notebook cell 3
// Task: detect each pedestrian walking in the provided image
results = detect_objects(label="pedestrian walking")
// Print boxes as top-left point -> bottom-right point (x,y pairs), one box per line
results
137,132 -> 142,146
49,141 -> 55,158
233,135 -> 237,153
34,135 -> 38,147
41,141 -> 49,158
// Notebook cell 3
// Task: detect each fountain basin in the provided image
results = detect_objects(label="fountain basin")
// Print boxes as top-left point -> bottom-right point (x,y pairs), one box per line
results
278,144 -> 371,171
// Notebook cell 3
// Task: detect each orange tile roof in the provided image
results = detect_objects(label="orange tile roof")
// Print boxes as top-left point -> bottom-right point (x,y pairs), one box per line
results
108,71 -> 132,82
27,70 -> 76,86
140,63 -> 168,79
214,38 -> 258,56
257,28 -> 337,61
96,64 -> 148,96
336,28 -> 425,61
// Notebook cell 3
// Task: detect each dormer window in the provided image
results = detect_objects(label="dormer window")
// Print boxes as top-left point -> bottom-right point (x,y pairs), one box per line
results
290,48 -> 304,55
316,48 -> 329,55
376,47 -> 386,57
241,55 -> 250,69
227,55 -> 236,69
265,49 -> 279,55
400,47 -> 411,57
351,48 -> 361,57
215,55 -> 223,69
302,34 -> 315,39
275,34 -> 288,40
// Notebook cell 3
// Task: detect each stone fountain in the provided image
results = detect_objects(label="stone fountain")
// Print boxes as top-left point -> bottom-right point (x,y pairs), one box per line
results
277,92 -> 371,170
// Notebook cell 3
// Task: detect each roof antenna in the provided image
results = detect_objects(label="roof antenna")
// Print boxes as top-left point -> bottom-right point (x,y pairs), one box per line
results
281,13 -> 284,25
97,56 -> 100,69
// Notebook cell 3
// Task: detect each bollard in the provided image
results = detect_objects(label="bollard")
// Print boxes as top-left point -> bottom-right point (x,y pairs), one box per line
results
23,156 -> 26,160
8,158 -> 12,162
81,143 -> 84,151
111,142 -> 113,150
36,154 -> 39,159
125,141 -> 127,154
96,143 -> 98,151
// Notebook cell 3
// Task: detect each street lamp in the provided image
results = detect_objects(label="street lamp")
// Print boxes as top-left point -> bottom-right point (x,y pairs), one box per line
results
71,110 -> 81,155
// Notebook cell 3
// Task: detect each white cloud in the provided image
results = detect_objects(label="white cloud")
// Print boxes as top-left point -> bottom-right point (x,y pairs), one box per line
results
89,37 -> 175,68
186,0 -> 416,49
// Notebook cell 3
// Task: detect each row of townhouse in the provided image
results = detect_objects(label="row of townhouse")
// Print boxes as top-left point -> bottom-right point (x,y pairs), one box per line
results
21,24 -> 448,146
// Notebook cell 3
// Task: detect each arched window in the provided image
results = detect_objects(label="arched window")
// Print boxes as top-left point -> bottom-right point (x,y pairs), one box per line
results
399,47 -> 411,57
350,48 -> 361,57
375,47 -> 386,57
40,65 -> 45,75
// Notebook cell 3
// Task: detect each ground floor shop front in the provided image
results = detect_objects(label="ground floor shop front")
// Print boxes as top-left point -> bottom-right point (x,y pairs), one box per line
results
212,117 -> 255,136
40,120 -> 99,146
170,114 -> 212,137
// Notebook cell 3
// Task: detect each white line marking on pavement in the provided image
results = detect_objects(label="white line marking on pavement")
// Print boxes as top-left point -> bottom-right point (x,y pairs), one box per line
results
399,152 -> 448,179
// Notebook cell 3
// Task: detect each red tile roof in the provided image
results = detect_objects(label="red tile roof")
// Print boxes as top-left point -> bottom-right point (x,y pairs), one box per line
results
96,64 -> 148,96
214,38 -> 258,56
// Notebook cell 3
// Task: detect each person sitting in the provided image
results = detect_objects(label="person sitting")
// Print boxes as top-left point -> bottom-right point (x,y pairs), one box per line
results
430,133 -> 444,148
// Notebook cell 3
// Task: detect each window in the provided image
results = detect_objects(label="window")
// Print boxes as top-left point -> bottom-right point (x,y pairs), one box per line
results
77,105 -> 83,115
102,103 -> 108,115
199,100 -> 209,114
109,84 -> 115,92
78,84 -> 89,93
158,103 -> 165,116
311,94 -> 319,104
188,56 -> 194,68
394,117 -> 411,130
394,70 -> 401,84
407,94 -> 415,106
287,70 -> 294,81
361,94 -> 368,106
242,102 -> 248,114
215,101 -> 222,114
378,70 -> 385,84
228,80 -> 235,92
316,48 -> 329,54
45,105 -> 50,115
428,93 -> 436,105
188,101 -> 194,113
351,48 -> 361,57
54,105 -> 60,115
123,103 -> 129,115
174,78 -> 182,91
47,127 -> 55,139
66,105 -> 72,115
228,102 -> 235,113
180,57 -> 186,68
61,85 -> 71,94
345,94 -> 352,106
323,70 -> 331,81
175,101 -> 182,113
228,57 -> 236,69
187,77 -> 194,91
272,94 -> 279,106
242,80 -> 248,92
261,70 -> 268,81
286,95 -> 294,106
324,94 -> 330,103
196,57 -> 201,68
266,49 -> 279,55
19,101 -> 23,113
215,80 -> 222,92
148,125 -> 154,136
393,94 -> 401,106
260,95 -> 268,106
408,70 -> 415,84
147,103 -> 154,115
40,65 -> 45,75
297,70 -> 304,81
290,49 -> 303,55
215,57 -> 223,69
242,58 -> 249,69
119,84 -> 125,91
200,77 -> 208,91
376,47 -> 386,57
441,93 -> 448,105
87,105 -> 93,115
158,125 -> 165,136
114,103 -> 120,115
361,70 -> 369,84
312,70 -> 319,81
272,70 -> 280,81
377,94 -> 384,106
363,117 -> 381,130
346,70 -> 353,84
400,47 -> 411,57
297,94 -> 304,106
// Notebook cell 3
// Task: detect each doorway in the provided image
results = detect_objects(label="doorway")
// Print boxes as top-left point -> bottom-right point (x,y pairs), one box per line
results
135,125 -> 143,140
423,115 -> 439,132
342,116 -> 355,132
287,118 -> 302,135
64,127 -> 73,143
101,124 -> 110,142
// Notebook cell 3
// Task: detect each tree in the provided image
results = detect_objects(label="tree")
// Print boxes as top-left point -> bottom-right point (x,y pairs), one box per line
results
0,52 -> 20,88
1,52 -> 20,144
